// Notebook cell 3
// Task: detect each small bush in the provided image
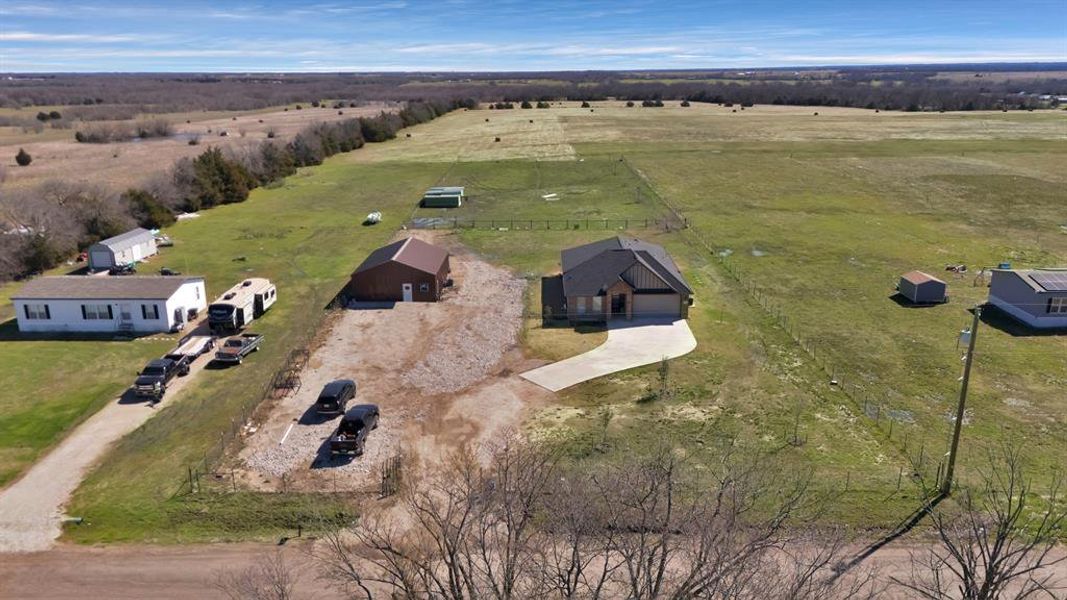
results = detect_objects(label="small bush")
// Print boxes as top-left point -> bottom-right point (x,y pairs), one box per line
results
266,129 -> 276,139
49,111 -> 62,120
581,101 -> 591,108
520,101 -> 533,109
36,112 -> 50,122
536,101 -> 550,109
311,100 -> 320,108
295,105 -> 303,110
626,101 -> 635,107
15,148 -> 32,166
680,100 -> 690,107
188,136 -> 200,145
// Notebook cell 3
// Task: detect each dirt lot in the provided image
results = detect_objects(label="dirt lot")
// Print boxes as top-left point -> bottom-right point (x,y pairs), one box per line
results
0,102 -> 395,191
236,232 -> 551,493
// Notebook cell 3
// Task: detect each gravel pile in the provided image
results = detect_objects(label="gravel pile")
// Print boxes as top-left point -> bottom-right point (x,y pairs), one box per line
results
402,262 -> 525,394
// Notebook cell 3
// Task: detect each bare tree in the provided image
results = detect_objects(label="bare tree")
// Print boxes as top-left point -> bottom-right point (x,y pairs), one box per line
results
312,434 -> 880,600
895,444 -> 1066,600
213,550 -> 301,600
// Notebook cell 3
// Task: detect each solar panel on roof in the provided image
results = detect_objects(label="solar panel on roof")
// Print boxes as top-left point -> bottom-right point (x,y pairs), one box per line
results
1029,271 -> 1067,292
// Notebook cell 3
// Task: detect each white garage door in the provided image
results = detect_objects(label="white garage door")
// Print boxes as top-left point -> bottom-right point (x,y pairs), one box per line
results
632,293 -> 680,318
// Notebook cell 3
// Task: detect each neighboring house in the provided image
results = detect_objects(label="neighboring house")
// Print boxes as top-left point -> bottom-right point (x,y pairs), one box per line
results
549,236 -> 692,323
987,269 -> 1067,329
421,186 -> 465,208
897,271 -> 947,304
344,237 -> 451,302
12,276 -> 207,334
87,228 -> 158,271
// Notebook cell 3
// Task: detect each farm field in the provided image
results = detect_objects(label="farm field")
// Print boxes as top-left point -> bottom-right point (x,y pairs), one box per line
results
0,100 -> 1062,544
0,102 -> 394,192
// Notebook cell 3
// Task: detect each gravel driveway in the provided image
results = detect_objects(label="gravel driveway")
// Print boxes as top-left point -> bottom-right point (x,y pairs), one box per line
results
520,318 -> 698,392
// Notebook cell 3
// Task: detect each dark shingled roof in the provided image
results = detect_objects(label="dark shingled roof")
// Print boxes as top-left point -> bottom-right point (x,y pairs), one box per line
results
354,237 -> 449,276
561,236 -> 691,297
13,276 -> 203,300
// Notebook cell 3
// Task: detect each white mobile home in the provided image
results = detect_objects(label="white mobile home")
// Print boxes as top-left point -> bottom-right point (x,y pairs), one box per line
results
87,228 -> 158,271
13,276 -> 207,334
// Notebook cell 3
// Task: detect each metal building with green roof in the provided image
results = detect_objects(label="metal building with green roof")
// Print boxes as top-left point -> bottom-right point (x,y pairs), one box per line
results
421,186 -> 465,208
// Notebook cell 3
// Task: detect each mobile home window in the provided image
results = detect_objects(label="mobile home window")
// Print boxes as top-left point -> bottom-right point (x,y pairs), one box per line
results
141,304 -> 161,320
591,296 -> 603,312
23,303 -> 51,320
81,304 -> 112,320
1050,298 -> 1067,314
419,282 -> 430,292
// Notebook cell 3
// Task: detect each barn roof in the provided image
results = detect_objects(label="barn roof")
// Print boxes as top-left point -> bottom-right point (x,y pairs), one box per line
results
354,237 -> 449,276
91,228 -> 155,251
901,271 -> 945,286
561,236 -> 691,297
13,276 -> 203,301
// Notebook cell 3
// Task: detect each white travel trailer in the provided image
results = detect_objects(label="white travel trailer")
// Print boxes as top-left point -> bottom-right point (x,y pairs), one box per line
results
207,277 -> 277,333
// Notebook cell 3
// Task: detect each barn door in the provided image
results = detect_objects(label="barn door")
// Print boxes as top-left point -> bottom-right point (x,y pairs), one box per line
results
402,283 -> 413,302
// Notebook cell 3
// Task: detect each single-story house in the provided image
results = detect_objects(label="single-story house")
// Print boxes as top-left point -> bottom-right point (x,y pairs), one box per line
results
897,271 -> 947,304
421,186 -> 465,208
88,228 -> 158,271
344,237 -> 450,302
12,276 -> 206,334
988,269 -> 1067,329
552,236 -> 692,323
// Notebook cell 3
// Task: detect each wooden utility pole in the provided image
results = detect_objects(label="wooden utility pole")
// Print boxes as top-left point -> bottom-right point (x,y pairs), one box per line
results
942,306 -> 981,496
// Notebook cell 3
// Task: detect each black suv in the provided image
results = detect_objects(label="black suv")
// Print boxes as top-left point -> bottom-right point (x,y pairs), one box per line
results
329,404 -> 379,456
315,379 -> 357,416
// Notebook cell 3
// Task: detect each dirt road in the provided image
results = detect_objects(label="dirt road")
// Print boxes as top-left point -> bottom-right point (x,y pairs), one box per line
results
3,538 -> 1062,599
0,325 -> 214,553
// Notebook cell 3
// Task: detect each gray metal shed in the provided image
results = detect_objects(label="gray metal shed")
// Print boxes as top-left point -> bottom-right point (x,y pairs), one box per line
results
897,271 -> 947,304
88,228 -> 158,270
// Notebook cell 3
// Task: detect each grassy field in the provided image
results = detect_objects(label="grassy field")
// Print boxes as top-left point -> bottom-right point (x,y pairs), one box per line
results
0,100 -> 1060,542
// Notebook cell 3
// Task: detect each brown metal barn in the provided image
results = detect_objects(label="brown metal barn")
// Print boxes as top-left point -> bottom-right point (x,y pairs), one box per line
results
344,237 -> 450,302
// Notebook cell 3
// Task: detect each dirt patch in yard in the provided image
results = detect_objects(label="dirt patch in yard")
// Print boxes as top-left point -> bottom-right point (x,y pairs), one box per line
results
235,232 -> 551,493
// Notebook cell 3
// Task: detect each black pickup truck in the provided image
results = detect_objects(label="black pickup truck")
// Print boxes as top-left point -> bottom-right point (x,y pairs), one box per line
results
329,404 -> 379,456
132,357 -> 190,400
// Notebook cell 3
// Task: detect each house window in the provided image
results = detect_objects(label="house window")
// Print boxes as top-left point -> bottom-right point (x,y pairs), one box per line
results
141,304 -> 161,320
419,282 -> 430,293
82,304 -> 113,320
1050,298 -> 1067,314
591,296 -> 602,312
23,303 -> 51,320
576,298 -> 587,315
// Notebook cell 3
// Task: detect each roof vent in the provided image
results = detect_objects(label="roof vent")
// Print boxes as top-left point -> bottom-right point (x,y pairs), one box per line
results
242,280 -> 252,286
224,293 -> 235,300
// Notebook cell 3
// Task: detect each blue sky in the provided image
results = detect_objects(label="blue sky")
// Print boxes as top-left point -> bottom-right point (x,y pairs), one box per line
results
1,1 -> 1065,72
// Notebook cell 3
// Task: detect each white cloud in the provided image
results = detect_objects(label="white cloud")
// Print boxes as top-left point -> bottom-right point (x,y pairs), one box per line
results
0,31 -> 147,43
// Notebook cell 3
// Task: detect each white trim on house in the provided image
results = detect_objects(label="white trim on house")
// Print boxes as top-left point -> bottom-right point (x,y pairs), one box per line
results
988,294 -> 1067,329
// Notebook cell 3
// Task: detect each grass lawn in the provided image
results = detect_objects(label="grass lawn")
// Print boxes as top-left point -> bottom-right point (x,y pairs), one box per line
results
0,102 -> 1059,542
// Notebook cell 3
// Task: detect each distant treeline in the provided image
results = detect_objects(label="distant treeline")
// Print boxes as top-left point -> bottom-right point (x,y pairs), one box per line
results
2,69 -> 1065,113
0,98 -> 474,282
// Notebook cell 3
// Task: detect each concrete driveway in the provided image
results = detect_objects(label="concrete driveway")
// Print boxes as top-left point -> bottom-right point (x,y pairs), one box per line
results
520,318 -> 697,392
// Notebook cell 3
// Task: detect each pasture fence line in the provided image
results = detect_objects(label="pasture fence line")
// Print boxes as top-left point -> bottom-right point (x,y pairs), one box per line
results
173,306 -> 333,497
405,216 -> 688,232
620,157 -> 928,471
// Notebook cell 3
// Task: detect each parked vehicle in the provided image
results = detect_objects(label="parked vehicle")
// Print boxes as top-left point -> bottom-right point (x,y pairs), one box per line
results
329,404 -> 379,456
132,357 -> 190,400
166,335 -> 215,363
315,379 -> 357,416
155,235 -> 174,247
159,267 -> 182,276
208,278 -> 277,333
108,263 -> 136,276
213,333 -> 263,365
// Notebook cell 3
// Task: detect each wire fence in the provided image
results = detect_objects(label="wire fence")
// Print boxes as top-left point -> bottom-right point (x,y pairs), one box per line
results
619,156 -> 947,481
405,216 -> 688,232
173,315 -> 328,497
